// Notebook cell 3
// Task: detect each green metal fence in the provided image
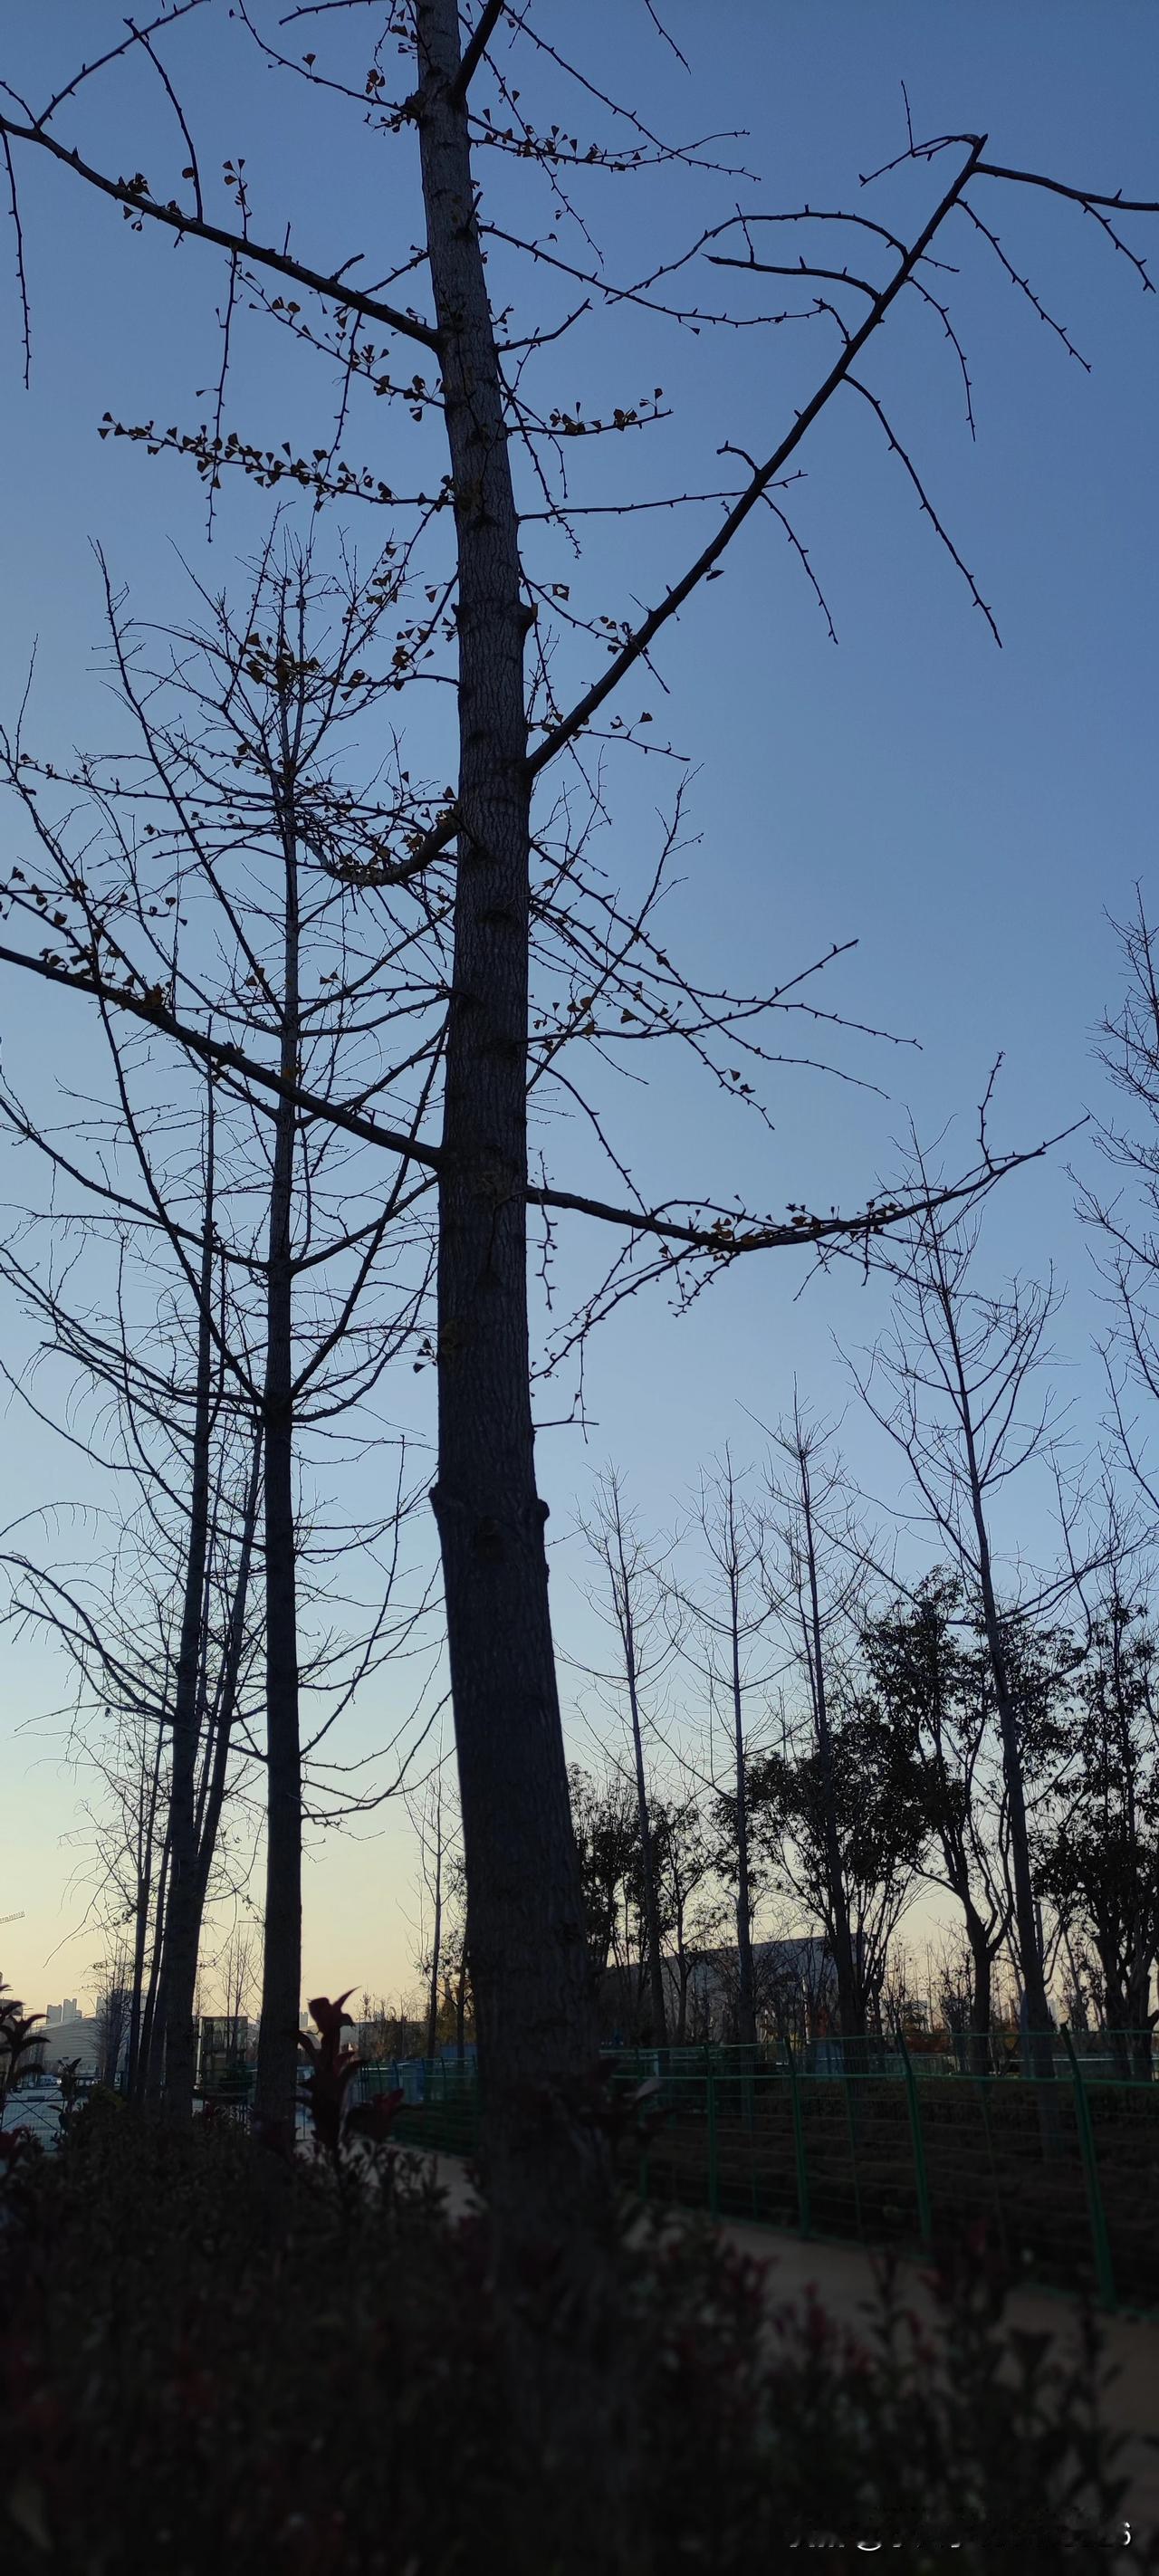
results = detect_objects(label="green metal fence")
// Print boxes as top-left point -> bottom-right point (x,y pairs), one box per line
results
359,2056 -> 480,2159
360,2032 -> 1159,2313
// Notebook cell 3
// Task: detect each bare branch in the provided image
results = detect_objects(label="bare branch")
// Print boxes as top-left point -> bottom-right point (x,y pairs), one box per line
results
529,144 -> 986,779
0,934 -> 1069,1261
0,113 -> 442,351
452,0 -> 508,103
1,131 -> 30,388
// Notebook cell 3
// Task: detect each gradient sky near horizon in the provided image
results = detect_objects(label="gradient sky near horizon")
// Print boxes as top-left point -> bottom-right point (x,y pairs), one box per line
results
1,2 -> 1156,2017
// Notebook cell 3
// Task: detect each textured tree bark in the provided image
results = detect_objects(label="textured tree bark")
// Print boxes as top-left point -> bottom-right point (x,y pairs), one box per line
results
424,1794 -> 444,2065
797,1448 -> 861,2039
416,0 -> 608,2239
158,1154 -> 218,2118
728,1589 -> 759,2050
126,1725 -> 165,2100
964,1904 -> 994,2077
634,1769 -> 670,2047
621,1610 -> 669,2049
958,1429 -> 1056,2082
254,768 -> 303,2136
414,15 -> 635,2533
414,24 -> 635,2546
454,1924 -> 468,2063
192,1427 -> 262,1930
139,1821 -> 170,2099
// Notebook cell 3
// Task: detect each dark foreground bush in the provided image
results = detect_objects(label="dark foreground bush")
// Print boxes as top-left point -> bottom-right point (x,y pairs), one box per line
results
0,2107 -> 1147,2574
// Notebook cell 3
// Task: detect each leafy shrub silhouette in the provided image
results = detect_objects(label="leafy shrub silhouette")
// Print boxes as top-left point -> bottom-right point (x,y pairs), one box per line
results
1,2106 -> 1147,2573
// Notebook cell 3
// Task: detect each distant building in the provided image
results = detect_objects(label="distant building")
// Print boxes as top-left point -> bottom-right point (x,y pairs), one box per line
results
197,2016 -> 252,2092
599,1936 -> 836,2046
669,1936 -> 836,2042
39,2013 -> 101,2076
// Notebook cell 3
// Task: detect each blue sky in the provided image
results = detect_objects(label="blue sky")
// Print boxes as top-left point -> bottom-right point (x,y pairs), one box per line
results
1,1 -> 1156,2011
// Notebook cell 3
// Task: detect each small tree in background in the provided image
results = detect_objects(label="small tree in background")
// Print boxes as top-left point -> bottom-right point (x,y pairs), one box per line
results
856,1192 -> 1068,2072
0,1976 -> 46,2109
1037,1588 -> 1159,2077
862,1575 -> 1012,2071
576,1470 -> 679,2046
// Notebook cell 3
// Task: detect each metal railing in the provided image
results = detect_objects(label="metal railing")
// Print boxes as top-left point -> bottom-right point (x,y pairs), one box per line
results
354,2054 -> 479,2155
599,2028 -> 1159,2084
358,2031 -> 1159,2313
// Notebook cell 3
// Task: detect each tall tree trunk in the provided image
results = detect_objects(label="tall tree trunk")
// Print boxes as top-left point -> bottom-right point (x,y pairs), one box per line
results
126,1723 -> 165,2098
729,1582 -> 759,2050
140,1820 -> 171,2099
1128,1945 -> 1158,2083
159,1125 -> 218,2118
417,0 -> 608,2228
425,1795 -> 444,2064
254,748 -> 303,2136
964,1902 -> 993,2077
797,1444 -> 860,2038
622,1613 -> 668,2048
193,1426 -> 263,1929
965,1462 -> 1054,2080
672,1874 -> 690,2045
918,1269 -> 1056,2081
455,1925 -> 468,2062
416,6 -> 627,2545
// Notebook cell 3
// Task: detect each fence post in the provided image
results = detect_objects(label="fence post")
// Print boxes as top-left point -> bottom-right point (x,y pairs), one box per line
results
972,2070 -> 1011,2265
784,2035 -> 811,2239
706,2063 -> 720,2218
1060,2025 -> 1116,2312
895,2023 -> 934,2254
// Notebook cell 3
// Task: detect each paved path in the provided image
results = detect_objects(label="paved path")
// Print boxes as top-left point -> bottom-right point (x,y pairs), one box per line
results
415,2149 -> 1158,2545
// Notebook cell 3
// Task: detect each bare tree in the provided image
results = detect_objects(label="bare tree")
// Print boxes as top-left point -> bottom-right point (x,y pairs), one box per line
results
93,1949 -> 132,2089
575,1470 -> 676,2046
3,16 -> 1159,2467
407,1758 -> 459,2064
1,1404 -> 263,2109
0,551 -> 442,2125
216,1917 -> 260,2037
761,1408 -> 872,2035
1083,895 -> 1159,1518
673,1452 -> 782,2048
855,1190 -> 1066,2068
440,1847 -> 473,2063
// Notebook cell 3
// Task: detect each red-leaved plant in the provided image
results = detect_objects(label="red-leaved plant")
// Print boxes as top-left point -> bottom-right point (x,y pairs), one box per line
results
295,1993 -> 404,2167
